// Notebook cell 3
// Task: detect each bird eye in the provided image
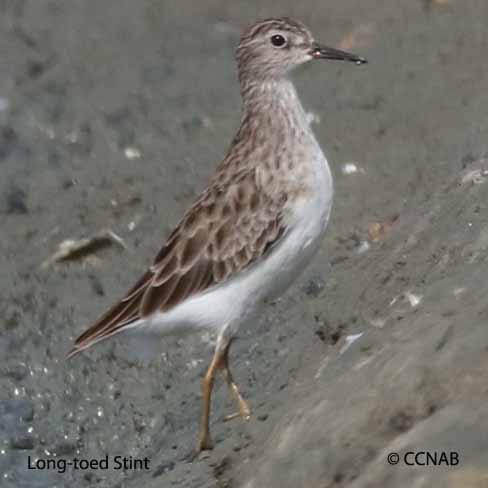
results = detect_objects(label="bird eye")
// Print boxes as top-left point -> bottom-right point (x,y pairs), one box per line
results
270,34 -> 286,48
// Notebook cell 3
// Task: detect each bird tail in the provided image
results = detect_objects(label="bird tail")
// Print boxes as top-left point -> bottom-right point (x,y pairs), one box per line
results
64,274 -> 150,360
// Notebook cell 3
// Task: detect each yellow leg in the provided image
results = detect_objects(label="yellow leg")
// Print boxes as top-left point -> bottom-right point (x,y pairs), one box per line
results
222,341 -> 251,422
195,337 -> 251,456
197,344 -> 224,453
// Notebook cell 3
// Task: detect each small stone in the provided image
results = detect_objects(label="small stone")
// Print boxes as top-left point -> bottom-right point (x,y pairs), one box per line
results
303,276 -> 325,298
152,461 -> 175,477
65,123 -> 92,156
9,431 -> 35,450
124,146 -> 141,159
341,162 -> 358,174
53,439 -> 78,456
5,364 -> 29,382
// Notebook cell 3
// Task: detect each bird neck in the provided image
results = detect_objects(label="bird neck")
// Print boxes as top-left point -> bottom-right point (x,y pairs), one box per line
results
213,77 -> 320,180
230,77 -> 314,162
239,77 -> 308,132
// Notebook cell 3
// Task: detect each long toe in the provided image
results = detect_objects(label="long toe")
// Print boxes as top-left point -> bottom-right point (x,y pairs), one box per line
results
223,402 -> 251,422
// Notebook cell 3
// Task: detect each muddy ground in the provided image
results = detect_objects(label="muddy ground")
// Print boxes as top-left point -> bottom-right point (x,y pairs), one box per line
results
1,1 -> 488,487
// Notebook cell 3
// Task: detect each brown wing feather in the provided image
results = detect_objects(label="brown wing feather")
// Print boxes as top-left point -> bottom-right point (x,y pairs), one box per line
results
66,169 -> 287,359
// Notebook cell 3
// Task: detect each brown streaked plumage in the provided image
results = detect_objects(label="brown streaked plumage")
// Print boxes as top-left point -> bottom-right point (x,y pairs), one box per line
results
66,169 -> 287,357
66,17 -> 366,455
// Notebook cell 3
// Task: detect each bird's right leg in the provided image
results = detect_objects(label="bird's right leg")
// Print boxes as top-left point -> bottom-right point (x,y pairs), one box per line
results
221,339 -> 251,422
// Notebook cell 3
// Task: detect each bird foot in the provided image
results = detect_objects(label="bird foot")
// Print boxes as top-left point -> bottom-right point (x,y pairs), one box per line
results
223,402 -> 251,422
188,433 -> 214,461
197,434 -> 214,452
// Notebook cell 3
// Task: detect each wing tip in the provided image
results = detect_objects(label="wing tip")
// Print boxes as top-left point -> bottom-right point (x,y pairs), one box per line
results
65,345 -> 82,360
65,339 -> 91,360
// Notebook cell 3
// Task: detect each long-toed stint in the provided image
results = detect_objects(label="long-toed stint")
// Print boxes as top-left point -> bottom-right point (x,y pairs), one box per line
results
67,17 -> 367,454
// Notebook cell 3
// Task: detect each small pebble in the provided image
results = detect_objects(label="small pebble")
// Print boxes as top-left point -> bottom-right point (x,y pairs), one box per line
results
9,431 -> 35,450
354,240 -> 370,255
341,163 -> 358,174
124,146 -> 141,159
303,276 -> 325,298
52,439 -> 78,456
5,364 -> 28,382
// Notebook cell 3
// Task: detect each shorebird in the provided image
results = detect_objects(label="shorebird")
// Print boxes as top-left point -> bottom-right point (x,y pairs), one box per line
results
67,17 -> 366,454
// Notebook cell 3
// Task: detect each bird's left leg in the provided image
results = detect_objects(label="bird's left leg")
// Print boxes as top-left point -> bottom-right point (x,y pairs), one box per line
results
221,339 -> 251,422
196,338 -> 227,453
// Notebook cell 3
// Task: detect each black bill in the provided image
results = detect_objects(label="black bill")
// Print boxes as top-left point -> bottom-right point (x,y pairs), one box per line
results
310,44 -> 367,65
